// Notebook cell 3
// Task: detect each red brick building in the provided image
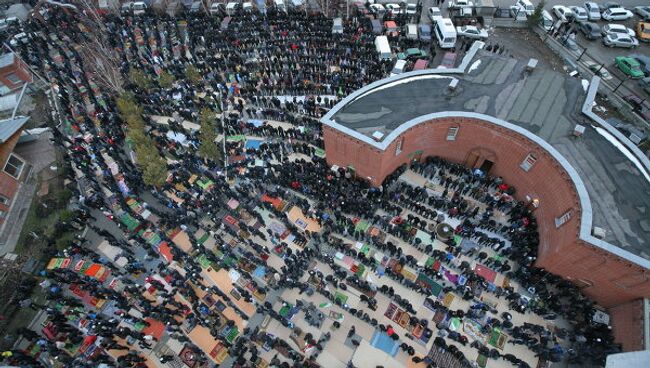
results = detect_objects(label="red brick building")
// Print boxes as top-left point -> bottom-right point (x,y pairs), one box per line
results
321,61 -> 650,351
0,116 -> 30,224
0,52 -> 32,96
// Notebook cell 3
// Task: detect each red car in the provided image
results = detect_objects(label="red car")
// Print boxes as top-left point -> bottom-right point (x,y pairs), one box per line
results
439,52 -> 458,69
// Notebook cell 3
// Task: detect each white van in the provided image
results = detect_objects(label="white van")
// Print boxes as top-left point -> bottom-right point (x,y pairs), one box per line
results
515,0 -> 534,16
375,35 -> 392,60
332,17 -> 344,34
434,18 -> 457,49
406,24 -> 418,40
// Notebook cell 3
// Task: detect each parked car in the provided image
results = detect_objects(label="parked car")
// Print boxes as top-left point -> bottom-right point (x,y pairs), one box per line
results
636,22 -> 650,42
629,54 -> 650,76
419,24 -> 432,42
602,24 -> 635,38
570,6 -> 589,22
601,2 -> 621,10
615,56 -> 645,78
552,6 -> 574,22
439,52 -> 458,68
640,77 -> 650,95
370,4 -> 386,16
352,2 -> 369,16
515,0 -> 535,16
634,6 -> 650,21
540,10 -> 554,31
406,3 -> 417,15
385,3 -> 401,13
622,95 -> 650,121
384,20 -> 400,37
584,60 -> 613,80
602,7 -> 633,21
584,2 -> 601,20
397,48 -> 428,60
428,7 -> 443,23
578,22 -> 601,40
390,59 -> 408,76
602,33 -> 638,48
455,25 -> 488,39
209,2 -> 225,14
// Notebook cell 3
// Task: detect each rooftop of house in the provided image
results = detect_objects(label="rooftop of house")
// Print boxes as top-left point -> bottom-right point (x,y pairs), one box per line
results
0,116 -> 29,144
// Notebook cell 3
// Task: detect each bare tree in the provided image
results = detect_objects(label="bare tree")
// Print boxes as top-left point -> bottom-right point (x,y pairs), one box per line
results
73,0 -> 126,95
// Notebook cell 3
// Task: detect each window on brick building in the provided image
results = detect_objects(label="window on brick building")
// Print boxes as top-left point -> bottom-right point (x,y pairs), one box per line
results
555,210 -> 572,228
446,126 -> 459,141
0,195 -> 8,205
4,154 -> 24,178
6,72 -> 21,85
520,153 -> 537,172
0,210 -> 6,218
395,138 -> 403,155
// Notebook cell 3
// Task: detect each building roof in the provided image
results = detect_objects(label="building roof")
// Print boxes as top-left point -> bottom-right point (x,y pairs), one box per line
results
606,350 -> 650,368
6,4 -> 32,21
0,53 -> 15,69
324,49 -> 650,267
0,116 -> 29,143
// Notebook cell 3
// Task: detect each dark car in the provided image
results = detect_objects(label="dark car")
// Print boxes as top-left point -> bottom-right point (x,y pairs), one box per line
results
629,54 -> 650,76
578,22 -> 601,40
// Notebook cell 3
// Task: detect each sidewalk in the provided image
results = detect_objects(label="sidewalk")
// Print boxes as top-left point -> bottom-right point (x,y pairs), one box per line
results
0,166 -> 35,255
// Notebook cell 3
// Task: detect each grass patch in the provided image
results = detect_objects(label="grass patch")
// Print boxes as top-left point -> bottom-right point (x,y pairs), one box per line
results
14,176 -> 73,258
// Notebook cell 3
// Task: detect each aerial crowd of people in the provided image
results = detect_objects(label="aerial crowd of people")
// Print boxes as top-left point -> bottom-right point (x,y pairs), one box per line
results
0,3 -> 621,368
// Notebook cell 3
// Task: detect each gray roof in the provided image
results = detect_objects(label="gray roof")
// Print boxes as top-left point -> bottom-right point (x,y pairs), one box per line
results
0,53 -> 15,69
326,50 -> 650,266
0,116 -> 29,143
6,4 -> 32,21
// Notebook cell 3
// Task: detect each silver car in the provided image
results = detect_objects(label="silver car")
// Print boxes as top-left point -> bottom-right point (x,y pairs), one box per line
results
602,33 -> 639,48
635,6 -> 650,21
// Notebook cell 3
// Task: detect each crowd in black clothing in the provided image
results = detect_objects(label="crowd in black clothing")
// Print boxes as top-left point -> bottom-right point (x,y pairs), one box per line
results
0,4 -> 622,368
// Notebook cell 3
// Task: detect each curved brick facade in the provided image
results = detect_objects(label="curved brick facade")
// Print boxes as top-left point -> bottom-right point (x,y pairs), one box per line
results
323,116 -> 650,311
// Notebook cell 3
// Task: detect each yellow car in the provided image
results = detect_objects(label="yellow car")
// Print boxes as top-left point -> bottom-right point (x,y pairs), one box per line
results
636,22 -> 650,42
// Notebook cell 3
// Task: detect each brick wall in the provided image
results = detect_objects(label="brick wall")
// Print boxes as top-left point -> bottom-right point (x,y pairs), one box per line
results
0,129 -> 23,220
609,299 -> 645,352
323,117 -> 650,311
0,55 -> 32,91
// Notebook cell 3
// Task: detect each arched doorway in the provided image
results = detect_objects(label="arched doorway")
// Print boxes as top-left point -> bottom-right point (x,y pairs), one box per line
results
465,147 -> 498,174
